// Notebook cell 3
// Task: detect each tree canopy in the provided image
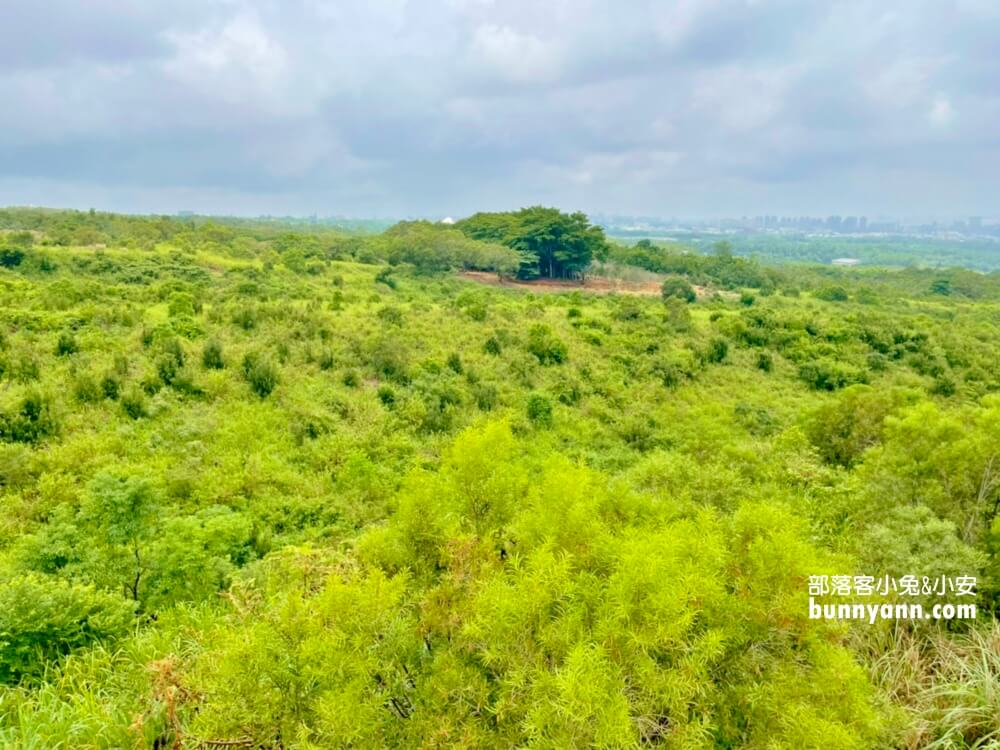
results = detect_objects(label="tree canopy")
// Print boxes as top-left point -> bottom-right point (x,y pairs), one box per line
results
457,206 -> 609,279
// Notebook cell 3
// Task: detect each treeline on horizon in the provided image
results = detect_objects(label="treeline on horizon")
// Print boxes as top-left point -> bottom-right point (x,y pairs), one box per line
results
2,205 -> 998,300
0,204 -> 999,748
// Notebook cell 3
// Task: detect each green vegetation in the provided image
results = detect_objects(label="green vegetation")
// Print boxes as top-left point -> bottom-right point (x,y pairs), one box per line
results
661,276 -> 697,303
0,207 -> 998,748
457,206 -> 609,279
612,232 -> 1000,272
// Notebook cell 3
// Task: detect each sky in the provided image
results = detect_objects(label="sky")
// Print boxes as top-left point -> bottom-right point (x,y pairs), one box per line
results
1,0 -> 997,219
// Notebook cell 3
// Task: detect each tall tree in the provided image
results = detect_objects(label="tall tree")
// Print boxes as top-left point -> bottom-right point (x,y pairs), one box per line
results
457,206 -> 608,279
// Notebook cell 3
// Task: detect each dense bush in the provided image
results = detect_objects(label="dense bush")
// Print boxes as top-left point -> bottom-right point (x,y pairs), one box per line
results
527,324 -> 567,365
702,337 -> 729,364
120,387 -> 147,419
54,332 -> 78,356
610,238 -> 782,289
0,575 -> 135,683
0,247 -> 25,268
526,392 -> 553,426
202,340 -> 225,369
798,358 -> 868,390
815,284 -> 850,302
0,392 -> 59,444
241,352 -> 279,398
805,385 -> 909,466
661,275 -> 696,303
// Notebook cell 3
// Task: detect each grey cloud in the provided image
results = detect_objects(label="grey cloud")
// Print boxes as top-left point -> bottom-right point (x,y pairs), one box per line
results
0,0 -> 997,217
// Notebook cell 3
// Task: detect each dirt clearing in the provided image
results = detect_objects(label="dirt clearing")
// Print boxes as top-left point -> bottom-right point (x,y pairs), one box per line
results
458,271 -> 718,299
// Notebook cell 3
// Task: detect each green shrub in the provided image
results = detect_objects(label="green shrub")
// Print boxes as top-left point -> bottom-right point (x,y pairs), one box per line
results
156,354 -> 180,386
0,575 -> 135,683
417,381 -> 463,433
734,402 -> 778,436
202,340 -> 225,370
367,337 -> 409,382
929,278 -> 952,295
161,338 -> 185,369
168,291 -> 197,317
120,388 -> 147,419
242,352 -> 279,398
798,359 -> 867,391
613,298 -> 644,321
930,374 -> 957,396
526,393 -> 553,426
527,324 -> 567,365
617,415 -> 656,450
375,266 -> 397,289
815,285 -> 849,302
55,332 -> 78,357
651,353 -> 693,389
0,392 -> 58,444
661,276 -> 696,303
466,303 -> 488,321
473,382 -> 499,411
377,306 -> 404,326
662,298 -> 693,332
101,375 -> 121,401
0,247 -> 25,268
232,306 -> 258,331
73,373 -> 102,403
702,338 -> 729,364
377,385 -> 396,407
317,348 -> 335,370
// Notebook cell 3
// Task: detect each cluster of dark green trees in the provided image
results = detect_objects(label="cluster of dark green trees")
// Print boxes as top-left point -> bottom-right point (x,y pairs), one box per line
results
456,206 -> 610,279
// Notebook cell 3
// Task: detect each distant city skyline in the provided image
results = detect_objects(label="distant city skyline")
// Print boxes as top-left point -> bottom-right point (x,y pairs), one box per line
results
593,215 -> 1000,242
595,214 -> 995,230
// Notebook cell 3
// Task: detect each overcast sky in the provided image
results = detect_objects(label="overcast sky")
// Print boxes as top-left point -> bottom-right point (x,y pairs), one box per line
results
1,0 -> 997,218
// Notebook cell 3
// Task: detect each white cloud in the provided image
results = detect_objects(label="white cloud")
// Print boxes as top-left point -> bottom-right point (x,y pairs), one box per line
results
539,148 -> 681,187
650,0 -> 724,45
692,64 -> 795,131
163,12 -> 292,111
928,95 -> 955,127
469,24 -> 563,84
863,57 -> 939,109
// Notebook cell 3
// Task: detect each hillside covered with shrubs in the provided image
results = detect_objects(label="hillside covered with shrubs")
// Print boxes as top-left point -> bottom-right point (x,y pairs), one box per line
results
1,208 -> 999,748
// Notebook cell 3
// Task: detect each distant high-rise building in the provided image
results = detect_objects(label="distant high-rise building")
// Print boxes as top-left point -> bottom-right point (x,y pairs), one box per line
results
827,215 -> 842,231
859,216 -> 868,232
969,216 -> 983,230
842,216 -> 858,232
